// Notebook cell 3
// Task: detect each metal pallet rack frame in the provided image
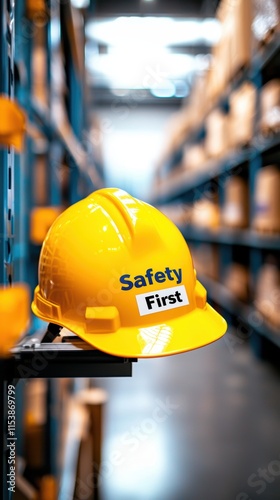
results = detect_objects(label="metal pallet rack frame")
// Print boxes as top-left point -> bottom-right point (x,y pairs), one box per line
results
0,2 -> 133,499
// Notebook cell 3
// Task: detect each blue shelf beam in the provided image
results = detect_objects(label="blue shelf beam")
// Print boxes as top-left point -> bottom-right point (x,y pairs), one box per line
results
179,226 -> 280,250
154,133 -> 280,203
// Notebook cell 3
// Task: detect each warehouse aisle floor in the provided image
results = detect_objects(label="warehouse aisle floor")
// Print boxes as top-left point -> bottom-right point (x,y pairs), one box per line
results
96,329 -> 280,500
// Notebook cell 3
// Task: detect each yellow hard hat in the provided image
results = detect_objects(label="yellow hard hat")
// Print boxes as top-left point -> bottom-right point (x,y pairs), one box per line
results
31,188 -> 227,357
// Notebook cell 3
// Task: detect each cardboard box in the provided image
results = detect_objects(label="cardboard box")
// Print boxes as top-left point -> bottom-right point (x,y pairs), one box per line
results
32,46 -> 48,105
207,34 -> 231,101
24,380 -> 47,469
222,176 -> 249,229
191,243 -> 219,280
33,154 -> 48,206
188,72 -> 210,128
252,0 -> 280,46
224,263 -> 250,302
192,199 -> 220,229
231,0 -> 253,77
229,82 -> 257,148
205,109 -> 229,159
159,204 -> 192,226
253,165 -> 280,233
217,0 -> 253,82
260,79 -> 280,135
182,144 -> 207,171
255,261 -> 280,327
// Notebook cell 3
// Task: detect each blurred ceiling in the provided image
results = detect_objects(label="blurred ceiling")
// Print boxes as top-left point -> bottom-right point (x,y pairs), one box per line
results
90,0 -> 220,17
84,0 -> 221,104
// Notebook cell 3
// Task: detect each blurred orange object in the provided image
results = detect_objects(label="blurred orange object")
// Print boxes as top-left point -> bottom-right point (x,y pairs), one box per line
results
30,206 -> 63,244
0,96 -> 26,151
0,284 -> 30,357
26,0 -> 47,19
39,476 -> 57,500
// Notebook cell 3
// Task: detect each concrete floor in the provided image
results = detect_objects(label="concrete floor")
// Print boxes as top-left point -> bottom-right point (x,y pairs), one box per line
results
96,328 -> 280,500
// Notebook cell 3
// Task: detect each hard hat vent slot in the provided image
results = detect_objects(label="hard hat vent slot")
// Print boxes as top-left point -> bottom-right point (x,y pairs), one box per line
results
98,189 -> 138,236
97,188 -> 161,248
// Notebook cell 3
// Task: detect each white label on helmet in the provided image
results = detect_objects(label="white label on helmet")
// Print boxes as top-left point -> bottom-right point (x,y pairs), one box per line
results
136,285 -> 189,316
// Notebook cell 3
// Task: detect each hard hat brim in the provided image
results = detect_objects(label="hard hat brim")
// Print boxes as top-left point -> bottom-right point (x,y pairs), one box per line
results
35,302 -> 226,358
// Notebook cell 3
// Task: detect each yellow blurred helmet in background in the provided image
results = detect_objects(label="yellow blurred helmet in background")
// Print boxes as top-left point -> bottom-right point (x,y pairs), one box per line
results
32,188 -> 227,357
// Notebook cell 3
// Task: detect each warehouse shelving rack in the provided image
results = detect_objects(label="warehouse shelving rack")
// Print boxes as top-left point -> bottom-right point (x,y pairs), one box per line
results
200,274 -> 280,352
0,2 -> 134,499
179,226 -> 280,251
154,134 -> 280,202
157,31 -> 280,187
152,35 -> 280,359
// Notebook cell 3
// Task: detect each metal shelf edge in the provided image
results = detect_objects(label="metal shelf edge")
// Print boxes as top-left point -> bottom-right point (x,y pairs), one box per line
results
179,226 -> 280,249
153,134 -> 280,202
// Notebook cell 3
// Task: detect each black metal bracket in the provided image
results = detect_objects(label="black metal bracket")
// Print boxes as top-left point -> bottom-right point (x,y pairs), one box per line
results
7,328 -> 136,380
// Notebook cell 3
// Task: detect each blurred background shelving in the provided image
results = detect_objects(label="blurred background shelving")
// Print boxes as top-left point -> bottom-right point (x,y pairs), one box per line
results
0,2 -> 107,498
152,2 -> 280,359
1,1 -> 280,499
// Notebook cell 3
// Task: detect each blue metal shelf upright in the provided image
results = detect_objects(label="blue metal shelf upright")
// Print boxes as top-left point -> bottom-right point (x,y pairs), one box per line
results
0,3 -> 129,499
